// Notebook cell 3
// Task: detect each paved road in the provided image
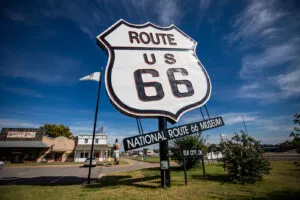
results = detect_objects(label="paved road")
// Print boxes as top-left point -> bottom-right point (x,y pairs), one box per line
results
0,159 -> 158,186
99,159 -> 159,178
264,153 -> 300,161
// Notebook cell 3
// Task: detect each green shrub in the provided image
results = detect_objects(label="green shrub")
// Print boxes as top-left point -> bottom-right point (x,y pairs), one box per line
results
221,131 -> 271,184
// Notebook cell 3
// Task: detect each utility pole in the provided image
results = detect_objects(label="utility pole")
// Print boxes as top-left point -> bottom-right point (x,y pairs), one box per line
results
240,114 -> 248,134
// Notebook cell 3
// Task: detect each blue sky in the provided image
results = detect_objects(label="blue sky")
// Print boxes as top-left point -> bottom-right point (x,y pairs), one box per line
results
0,0 -> 299,148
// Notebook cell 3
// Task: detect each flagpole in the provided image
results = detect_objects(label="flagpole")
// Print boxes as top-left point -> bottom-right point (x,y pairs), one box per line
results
87,67 -> 103,184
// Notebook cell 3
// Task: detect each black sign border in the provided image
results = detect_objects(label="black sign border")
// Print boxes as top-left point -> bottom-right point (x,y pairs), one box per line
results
97,19 -> 211,123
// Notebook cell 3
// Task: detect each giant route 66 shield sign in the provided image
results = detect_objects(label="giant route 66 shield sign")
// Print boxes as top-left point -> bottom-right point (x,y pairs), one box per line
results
97,19 -> 211,122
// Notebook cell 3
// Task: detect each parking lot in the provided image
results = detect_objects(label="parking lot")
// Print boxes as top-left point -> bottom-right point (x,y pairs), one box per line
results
0,159 -> 159,186
0,165 -> 103,185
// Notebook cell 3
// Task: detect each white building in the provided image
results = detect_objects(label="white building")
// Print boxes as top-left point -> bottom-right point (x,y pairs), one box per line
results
207,151 -> 223,160
74,134 -> 111,162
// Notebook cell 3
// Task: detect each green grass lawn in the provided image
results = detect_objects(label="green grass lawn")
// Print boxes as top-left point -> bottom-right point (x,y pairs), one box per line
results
1,161 -> 299,200
129,156 -> 160,163
96,159 -> 129,166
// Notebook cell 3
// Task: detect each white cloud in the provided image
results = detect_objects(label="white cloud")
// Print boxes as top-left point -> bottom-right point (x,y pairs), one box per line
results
4,0 -> 107,39
200,0 -> 212,10
227,0 -> 286,45
0,84 -> 44,98
0,118 -> 41,129
155,0 -> 181,26
196,0 -> 213,23
221,112 -> 258,125
240,38 -> 300,79
270,67 -> 300,97
0,50 -> 82,84
181,111 -> 258,125
4,0 -> 183,39
226,0 -> 300,102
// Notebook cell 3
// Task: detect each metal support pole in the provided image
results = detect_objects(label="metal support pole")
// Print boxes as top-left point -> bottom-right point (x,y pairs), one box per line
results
138,118 -> 144,134
200,108 -> 205,120
136,118 -> 141,135
204,105 -> 210,119
183,154 -> 187,185
201,156 -> 206,181
87,68 -> 103,184
159,117 -> 171,188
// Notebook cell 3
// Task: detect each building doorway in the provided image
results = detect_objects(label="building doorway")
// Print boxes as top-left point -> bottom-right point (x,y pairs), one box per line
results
54,153 -> 62,161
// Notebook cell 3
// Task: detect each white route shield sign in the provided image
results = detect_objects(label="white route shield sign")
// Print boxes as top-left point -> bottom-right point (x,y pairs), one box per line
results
97,19 -> 211,123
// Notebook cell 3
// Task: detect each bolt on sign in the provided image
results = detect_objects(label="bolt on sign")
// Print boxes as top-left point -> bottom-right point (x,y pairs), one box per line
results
96,19 -> 211,123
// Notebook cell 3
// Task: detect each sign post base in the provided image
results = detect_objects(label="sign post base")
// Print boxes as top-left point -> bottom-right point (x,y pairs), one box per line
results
159,117 -> 171,188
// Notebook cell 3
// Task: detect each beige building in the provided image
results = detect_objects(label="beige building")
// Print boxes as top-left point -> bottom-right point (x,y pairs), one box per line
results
41,136 -> 75,162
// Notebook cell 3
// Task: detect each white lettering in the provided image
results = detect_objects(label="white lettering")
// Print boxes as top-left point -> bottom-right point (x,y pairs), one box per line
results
151,133 -> 158,143
200,122 -> 207,129
134,137 -> 141,147
138,136 -> 145,146
198,150 -> 203,155
168,129 -> 174,138
158,131 -> 165,141
215,118 -> 222,126
127,138 -> 135,149
145,135 -> 151,144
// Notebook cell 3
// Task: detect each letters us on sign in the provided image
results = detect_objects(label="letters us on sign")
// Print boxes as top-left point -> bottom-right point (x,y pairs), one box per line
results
123,116 -> 224,151
97,19 -> 212,122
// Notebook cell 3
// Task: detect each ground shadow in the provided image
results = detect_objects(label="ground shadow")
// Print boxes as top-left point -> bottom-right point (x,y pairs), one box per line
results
191,174 -> 230,183
140,166 -> 183,172
238,190 -> 300,200
85,175 -> 161,189
0,176 -> 97,186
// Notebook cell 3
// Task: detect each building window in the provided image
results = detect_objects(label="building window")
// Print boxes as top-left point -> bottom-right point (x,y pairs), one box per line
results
84,152 -> 89,158
80,153 -> 84,158
95,139 -> 99,143
85,139 -> 88,143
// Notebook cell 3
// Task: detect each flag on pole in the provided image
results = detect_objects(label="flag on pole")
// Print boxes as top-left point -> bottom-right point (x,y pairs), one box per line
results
79,72 -> 101,82
97,126 -> 104,134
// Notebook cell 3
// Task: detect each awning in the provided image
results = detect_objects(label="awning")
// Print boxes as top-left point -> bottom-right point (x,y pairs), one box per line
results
0,141 -> 49,148
75,145 -> 110,151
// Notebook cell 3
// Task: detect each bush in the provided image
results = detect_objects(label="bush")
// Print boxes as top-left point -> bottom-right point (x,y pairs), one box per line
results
221,131 -> 271,184
170,133 -> 207,169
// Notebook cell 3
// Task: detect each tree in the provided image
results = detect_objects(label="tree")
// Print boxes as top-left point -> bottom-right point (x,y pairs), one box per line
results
170,133 -> 207,169
207,143 -> 217,152
41,124 -> 72,138
279,140 -> 293,152
290,113 -> 300,153
221,131 -> 271,184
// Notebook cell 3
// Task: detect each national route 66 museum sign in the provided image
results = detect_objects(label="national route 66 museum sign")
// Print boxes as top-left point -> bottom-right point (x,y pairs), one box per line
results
97,19 -> 211,122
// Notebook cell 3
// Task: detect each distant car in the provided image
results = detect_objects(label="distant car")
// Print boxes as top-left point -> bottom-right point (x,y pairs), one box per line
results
0,161 -> 4,169
84,158 -> 96,167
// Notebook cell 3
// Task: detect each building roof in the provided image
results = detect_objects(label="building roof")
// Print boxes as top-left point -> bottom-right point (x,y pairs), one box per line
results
0,141 -> 49,148
75,145 -> 110,151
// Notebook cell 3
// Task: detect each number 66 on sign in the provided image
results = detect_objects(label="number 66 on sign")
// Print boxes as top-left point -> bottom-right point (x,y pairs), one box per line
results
97,19 -> 211,123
